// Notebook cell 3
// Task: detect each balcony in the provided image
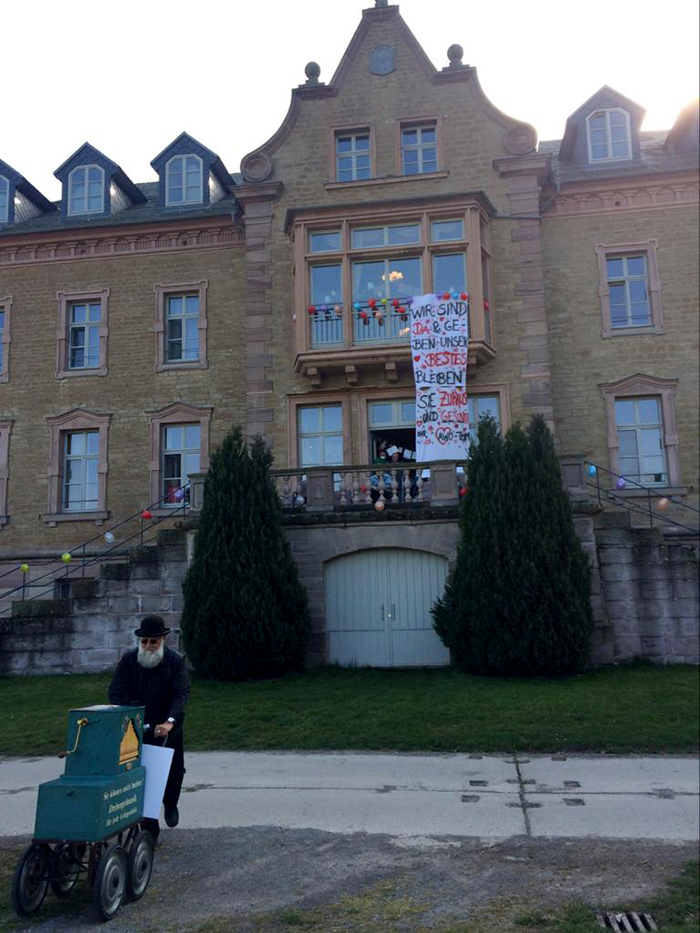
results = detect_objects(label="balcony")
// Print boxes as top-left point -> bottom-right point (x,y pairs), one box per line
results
296,296 -> 492,386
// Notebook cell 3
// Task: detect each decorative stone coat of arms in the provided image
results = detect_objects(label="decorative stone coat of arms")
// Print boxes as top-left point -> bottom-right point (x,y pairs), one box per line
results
370,45 -> 395,76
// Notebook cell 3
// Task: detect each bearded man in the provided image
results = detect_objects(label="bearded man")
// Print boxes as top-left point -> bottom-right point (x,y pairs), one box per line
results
109,615 -> 190,841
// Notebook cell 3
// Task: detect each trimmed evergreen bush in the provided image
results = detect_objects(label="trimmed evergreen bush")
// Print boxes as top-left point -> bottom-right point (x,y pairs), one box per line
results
432,415 -> 593,676
181,428 -> 311,680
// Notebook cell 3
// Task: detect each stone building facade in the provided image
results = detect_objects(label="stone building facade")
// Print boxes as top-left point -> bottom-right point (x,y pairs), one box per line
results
0,2 -> 697,667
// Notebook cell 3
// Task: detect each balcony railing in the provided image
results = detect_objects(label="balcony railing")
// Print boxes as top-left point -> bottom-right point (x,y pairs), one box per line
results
269,461 -> 467,511
309,297 -> 415,348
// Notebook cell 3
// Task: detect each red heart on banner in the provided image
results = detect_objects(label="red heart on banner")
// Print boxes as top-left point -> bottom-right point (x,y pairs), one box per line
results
416,420 -> 423,426
413,355 -> 421,362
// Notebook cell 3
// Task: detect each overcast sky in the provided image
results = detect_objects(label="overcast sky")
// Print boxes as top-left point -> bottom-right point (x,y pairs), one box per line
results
6,0 -> 699,200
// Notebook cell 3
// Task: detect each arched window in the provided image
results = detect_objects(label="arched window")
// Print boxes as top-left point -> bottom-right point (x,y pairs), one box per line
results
587,109 -> 632,162
0,176 -> 8,223
68,165 -> 105,214
166,155 -> 203,205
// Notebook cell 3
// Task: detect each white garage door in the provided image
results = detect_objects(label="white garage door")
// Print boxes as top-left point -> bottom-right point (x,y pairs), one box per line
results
325,548 -> 450,667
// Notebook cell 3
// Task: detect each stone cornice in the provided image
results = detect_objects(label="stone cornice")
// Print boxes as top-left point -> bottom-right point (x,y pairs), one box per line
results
544,177 -> 699,218
0,219 -> 243,268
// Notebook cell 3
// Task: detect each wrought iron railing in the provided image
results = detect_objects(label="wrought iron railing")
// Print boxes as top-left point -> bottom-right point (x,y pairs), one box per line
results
0,485 -> 193,621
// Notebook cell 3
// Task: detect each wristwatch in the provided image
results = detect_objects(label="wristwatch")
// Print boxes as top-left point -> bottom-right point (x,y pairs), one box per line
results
167,717 -> 175,724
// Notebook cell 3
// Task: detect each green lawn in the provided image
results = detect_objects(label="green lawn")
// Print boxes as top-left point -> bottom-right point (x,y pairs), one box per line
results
0,663 -> 697,756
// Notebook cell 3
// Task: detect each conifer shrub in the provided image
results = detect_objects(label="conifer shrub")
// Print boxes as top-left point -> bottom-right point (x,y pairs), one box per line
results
181,428 -> 311,680
432,415 -> 593,676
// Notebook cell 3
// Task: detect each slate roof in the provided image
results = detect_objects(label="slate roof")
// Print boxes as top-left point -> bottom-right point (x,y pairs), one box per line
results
538,131 -> 699,185
0,175 -> 243,238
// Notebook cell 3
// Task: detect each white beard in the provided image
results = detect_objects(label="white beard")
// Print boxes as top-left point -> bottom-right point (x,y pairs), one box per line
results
137,642 -> 165,669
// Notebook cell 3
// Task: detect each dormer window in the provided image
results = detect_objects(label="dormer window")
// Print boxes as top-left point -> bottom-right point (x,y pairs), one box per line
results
587,109 -> 632,162
0,176 -> 9,223
166,155 -> 203,205
68,165 -> 104,215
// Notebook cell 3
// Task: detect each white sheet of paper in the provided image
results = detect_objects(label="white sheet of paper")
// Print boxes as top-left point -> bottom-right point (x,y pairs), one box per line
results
140,743 -> 174,819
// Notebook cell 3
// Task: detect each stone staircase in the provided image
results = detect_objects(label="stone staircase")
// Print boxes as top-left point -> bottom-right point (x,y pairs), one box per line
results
0,529 -> 189,675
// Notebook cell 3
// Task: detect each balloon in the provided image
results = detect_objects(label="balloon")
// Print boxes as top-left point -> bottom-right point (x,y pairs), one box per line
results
368,298 -> 377,308
292,314 -> 297,322
615,478 -> 626,490
459,487 -> 467,497
295,495 -> 305,506
353,302 -> 361,311
381,297 -> 387,305
174,488 -> 185,502
374,500 -> 385,511
104,532 -> 115,543
657,497 -> 670,510
443,292 -> 450,300
61,552 -> 72,564
460,292 -> 468,301
484,300 -> 490,310
307,305 -> 316,315
360,485 -> 367,494
587,465 -> 597,477
20,563 -> 29,573
141,510 -> 152,520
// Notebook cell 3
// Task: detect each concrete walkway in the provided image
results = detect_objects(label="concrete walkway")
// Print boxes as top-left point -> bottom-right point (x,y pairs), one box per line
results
1,751 -> 698,841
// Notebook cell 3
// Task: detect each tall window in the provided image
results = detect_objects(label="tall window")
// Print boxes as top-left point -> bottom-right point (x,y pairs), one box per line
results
69,302 -> 101,369
68,165 -> 104,214
615,397 -> 667,485
298,405 -> 343,467
401,125 -> 437,175
0,176 -> 8,223
162,424 -> 201,504
606,255 -> 650,328
587,109 -> 632,162
0,308 -> 5,374
166,294 -> 200,362
166,155 -> 203,205
335,132 -> 371,182
63,431 -> 99,511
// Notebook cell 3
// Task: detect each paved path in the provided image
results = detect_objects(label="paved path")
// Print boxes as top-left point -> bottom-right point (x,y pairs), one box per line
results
1,751 -> 698,841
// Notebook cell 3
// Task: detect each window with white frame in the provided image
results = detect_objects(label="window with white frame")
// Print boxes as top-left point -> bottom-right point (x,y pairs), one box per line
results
468,395 -> 501,440
0,307 -> 5,374
587,109 -> 632,162
166,155 -> 203,205
401,125 -> 438,175
606,255 -> 651,328
68,165 -> 104,214
0,176 -> 8,223
62,431 -> 100,511
162,424 -> 201,504
68,301 -> 102,369
166,294 -> 200,362
297,405 -> 343,467
614,397 -> 667,485
335,132 -> 371,182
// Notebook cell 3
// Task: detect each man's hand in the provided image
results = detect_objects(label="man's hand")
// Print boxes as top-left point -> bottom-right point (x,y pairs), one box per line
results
154,722 -> 174,739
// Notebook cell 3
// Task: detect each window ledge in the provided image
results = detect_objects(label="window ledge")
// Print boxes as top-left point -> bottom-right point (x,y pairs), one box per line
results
55,367 -> 108,379
42,511 -> 110,527
325,171 -> 449,191
155,361 -> 208,373
602,325 -> 665,339
604,485 -> 687,499
149,507 -> 191,519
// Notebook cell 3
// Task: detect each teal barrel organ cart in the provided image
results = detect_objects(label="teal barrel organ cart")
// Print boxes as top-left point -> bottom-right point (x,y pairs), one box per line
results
12,704 -> 155,922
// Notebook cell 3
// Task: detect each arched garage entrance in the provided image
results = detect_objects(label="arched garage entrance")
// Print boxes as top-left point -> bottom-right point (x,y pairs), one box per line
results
325,549 -> 450,667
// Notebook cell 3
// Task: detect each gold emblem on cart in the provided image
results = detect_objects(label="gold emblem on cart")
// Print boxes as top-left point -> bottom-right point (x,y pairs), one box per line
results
119,719 -> 139,765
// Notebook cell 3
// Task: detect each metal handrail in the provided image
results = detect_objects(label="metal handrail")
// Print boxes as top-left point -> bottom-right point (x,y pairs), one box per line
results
584,461 -> 699,533
1,484 -> 191,616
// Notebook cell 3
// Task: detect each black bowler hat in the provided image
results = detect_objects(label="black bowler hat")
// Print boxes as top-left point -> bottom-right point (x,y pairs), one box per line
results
134,615 -> 170,637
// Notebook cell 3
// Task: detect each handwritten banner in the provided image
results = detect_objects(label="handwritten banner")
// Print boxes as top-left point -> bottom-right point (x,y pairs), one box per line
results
410,294 -> 470,461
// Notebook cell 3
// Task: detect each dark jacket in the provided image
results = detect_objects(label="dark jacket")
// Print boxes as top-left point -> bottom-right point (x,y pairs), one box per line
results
109,646 -> 190,734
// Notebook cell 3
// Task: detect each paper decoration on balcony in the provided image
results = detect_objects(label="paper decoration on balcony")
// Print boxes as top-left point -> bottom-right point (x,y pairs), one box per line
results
410,293 -> 470,462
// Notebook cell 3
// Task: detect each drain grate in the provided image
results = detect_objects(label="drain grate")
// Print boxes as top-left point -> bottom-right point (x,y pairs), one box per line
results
596,911 -> 657,931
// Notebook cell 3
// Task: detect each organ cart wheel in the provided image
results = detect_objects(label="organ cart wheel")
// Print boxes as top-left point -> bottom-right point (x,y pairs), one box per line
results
126,830 -> 154,901
50,843 -> 85,897
12,842 -> 50,916
92,843 -> 127,921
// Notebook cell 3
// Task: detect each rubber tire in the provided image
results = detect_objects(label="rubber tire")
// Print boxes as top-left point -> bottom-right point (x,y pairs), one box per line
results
126,831 -> 154,901
49,843 -> 83,897
12,843 -> 50,917
92,844 -> 127,922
